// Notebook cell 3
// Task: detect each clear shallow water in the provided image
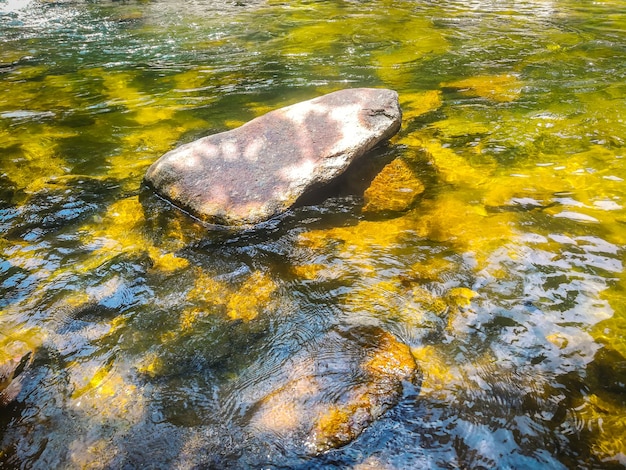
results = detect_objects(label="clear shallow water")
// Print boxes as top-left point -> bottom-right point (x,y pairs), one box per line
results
1,0 -> 626,468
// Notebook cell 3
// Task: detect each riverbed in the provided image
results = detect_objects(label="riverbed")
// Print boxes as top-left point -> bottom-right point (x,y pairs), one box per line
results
1,0 -> 626,468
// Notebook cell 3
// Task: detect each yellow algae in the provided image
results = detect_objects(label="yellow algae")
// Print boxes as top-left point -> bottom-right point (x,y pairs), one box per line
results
430,117 -> 491,139
363,158 -> 425,214
116,9 -> 143,21
81,196 -> 146,249
159,329 -> 180,344
67,196 -> 152,276
362,330 -> 417,379
447,287 -> 478,308
399,90 -> 443,122
480,145 -> 626,217
64,291 -> 92,309
179,307 -> 203,331
573,393 -> 626,463
70,364 -> 144,431
187,271 -> 230,306
297,216 -> 424,287
373,18 -> 449,88
135,352 -> 164,378
0,331 -> 35,404
445,287 -> 479,332
344,281 -> 410,320
227,271 -> 277,322
546,333 -> 569,350
594,273 -> 626,358
344,280 -> 449,330
41,74 -> 84,110
0,78 -> 41,114
186,269 -> 277,322
272,2 -> 365,56
246,100 -> 282,118
281,21 -> 352,55
300,215 -> 418,254
309,403 -> 368,454
291,263 -> 325,281
120,123 -> 184,154
413,193 -> 515,264
0,125 -> 77,193
172,69 -> 211,92
153,212 -> 208,249
6,65 -> 48,81
480,173 -> 543,209
401,258 -> 457,284
224,119 -> 247,129
148,247 -> 189,273
71,359 -> 115,399
410,285 -> 448,316
89,69 -> 145,108
69,438 -> 119,470
0,49 -> 29,66
132,105 -> 177,127
411,345 -> 457,401
0,70 -> 81,115
419,134 -> 493,186
442,74 -> 523,103
0,327 -> 43,365
311,405 -> 356,449
290,261 -> 347,283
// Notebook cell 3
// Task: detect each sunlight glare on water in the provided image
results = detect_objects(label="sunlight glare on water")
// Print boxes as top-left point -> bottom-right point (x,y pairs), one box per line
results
1,0 -> 626,468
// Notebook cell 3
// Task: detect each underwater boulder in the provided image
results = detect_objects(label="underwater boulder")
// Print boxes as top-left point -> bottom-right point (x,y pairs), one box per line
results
0,351 -> 32,406
362,157 -> 425,214
144,88 -> 401,227
244,326 -> 419,454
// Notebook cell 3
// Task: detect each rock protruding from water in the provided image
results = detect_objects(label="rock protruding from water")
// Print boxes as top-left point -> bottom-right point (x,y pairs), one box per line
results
144,88 -> 402,227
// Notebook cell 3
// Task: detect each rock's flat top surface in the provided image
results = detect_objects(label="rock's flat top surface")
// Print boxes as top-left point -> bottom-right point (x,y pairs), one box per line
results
144,88 -> 401,226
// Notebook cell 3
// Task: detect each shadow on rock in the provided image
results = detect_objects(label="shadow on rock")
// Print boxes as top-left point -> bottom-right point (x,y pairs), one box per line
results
144,88 -> 402,228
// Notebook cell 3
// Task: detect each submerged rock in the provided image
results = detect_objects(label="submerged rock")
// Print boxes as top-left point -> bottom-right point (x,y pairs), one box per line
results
245,326 -> 419,454
362,157 -> 424,214
0,351 -> 33,407
144,88 -> 401,227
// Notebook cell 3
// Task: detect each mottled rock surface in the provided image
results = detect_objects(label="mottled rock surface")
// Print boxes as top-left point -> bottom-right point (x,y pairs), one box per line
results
244,326 -> 419,454
144,88 -> 401,226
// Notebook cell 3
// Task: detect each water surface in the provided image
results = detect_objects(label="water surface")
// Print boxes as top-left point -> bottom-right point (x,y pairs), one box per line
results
1,0 -> 626,468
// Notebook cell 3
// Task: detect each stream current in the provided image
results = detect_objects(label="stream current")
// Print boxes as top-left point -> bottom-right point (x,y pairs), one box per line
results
1,0 -> 626,468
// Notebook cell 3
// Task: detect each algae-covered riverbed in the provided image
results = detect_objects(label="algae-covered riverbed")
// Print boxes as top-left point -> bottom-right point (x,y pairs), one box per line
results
2,0 -> 626,468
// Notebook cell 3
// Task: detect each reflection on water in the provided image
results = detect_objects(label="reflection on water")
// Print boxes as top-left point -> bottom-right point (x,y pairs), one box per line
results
2,0 -> 626,468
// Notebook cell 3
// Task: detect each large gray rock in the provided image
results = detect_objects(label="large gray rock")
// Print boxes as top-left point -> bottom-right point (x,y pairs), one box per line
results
144,88 -> 401,227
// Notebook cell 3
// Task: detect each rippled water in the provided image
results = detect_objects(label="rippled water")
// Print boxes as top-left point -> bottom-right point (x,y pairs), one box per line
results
2,0 -> 626,468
